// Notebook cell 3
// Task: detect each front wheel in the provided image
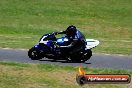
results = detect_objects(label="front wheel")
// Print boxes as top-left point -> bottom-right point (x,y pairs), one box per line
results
28,47 -> 42,60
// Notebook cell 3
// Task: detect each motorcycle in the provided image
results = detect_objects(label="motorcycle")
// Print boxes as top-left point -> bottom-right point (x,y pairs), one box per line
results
28,32 -> 99,63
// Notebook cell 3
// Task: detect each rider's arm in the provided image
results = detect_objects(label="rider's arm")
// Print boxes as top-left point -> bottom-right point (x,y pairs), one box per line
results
58,31 -> 66,34
53,31 -> 66,35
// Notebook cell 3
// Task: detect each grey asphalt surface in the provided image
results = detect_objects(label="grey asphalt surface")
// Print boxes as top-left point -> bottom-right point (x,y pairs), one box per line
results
0,48 -> 132,70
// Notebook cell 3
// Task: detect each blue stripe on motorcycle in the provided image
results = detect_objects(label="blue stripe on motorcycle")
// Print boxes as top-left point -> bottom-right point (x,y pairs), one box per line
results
86,41 -> 96,42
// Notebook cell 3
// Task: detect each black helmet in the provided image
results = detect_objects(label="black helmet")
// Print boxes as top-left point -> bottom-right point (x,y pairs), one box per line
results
66,25 -> 77,37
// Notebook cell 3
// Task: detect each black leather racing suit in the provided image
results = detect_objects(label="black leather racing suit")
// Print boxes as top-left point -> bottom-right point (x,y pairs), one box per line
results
58,30 -> 86,55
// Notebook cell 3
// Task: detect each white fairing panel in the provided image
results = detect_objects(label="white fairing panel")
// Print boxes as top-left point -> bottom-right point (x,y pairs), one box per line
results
39,36 -> 48,44
86,39 -> 100,49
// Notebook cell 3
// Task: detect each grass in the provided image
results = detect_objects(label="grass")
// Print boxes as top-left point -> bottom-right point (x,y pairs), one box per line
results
0,0 -> 132,55
0,61 -> 132,88
0,1 -> 131,87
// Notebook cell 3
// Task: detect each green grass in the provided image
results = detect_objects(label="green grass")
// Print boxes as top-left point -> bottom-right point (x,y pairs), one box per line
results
0,61 -> 132,88
0,0 -> 132,55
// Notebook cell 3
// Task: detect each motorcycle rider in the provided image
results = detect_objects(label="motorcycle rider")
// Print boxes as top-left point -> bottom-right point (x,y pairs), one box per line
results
56,25 -> 86,55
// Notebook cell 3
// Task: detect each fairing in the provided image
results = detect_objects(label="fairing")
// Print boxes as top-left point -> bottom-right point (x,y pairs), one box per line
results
85,39 -> 100,49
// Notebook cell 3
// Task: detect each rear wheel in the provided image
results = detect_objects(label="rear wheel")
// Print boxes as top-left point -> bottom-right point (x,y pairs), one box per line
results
81,49 -> 92,62
70,49 -> 92,63
28,47 -> 42,60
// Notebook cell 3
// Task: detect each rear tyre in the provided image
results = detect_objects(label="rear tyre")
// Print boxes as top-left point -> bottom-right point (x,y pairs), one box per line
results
28,47 -> 42,60
70,49 -> 92,63
81,49 -> 92,62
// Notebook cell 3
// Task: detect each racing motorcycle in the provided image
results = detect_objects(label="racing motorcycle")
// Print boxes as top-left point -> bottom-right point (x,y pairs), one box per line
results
28,32 -> 99,63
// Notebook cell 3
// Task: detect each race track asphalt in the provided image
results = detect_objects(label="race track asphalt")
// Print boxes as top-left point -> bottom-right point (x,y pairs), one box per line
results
0,48 -> 132,70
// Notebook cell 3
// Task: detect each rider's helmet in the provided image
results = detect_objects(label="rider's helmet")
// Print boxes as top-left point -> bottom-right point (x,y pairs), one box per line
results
65,25 -> 77,37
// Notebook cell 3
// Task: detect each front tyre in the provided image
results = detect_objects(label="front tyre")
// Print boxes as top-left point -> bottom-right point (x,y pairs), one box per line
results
28,47 -> 42,60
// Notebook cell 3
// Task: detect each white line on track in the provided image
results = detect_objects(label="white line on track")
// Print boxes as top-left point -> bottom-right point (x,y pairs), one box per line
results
0,47 -> 28,51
